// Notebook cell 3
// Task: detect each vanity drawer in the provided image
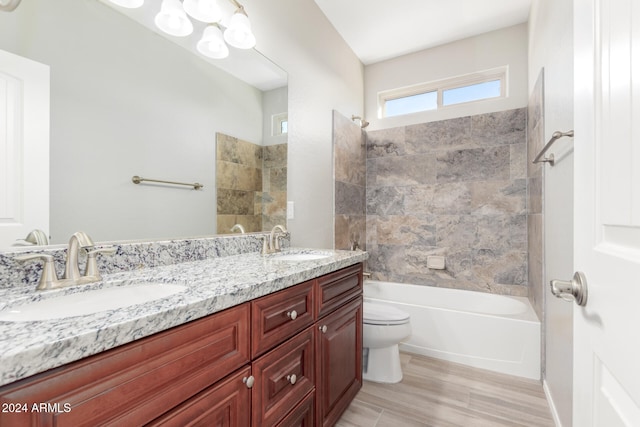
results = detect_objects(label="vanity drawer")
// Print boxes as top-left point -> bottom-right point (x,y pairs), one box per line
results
316,264 -> 362,319
275,391 -> 314,427
251,280 -> 315,358
0,303 -> 250,427
252,327 -> 315,427
146,366 -> 251,427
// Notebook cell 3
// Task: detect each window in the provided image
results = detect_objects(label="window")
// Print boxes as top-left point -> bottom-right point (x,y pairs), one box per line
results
378,67 -> 507,118
385,91 -> 437,117
272,112 -> 288,136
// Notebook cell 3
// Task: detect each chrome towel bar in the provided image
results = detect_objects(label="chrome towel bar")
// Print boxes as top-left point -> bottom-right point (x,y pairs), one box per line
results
132,175 -> 203,190
532,130 -> 574,166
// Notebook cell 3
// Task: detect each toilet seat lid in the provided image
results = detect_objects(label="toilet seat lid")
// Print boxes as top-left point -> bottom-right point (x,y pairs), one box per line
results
363,302 -> 410,325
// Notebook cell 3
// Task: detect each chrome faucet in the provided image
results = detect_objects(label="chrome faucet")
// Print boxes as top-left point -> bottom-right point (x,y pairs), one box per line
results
230,224 -> 246,234
15,231 -> 115,290
63,231 -> 95,282
261,224 -> 288,255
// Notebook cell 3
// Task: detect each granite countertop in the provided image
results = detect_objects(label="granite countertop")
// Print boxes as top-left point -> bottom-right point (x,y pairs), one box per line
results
0,248 -> 367,387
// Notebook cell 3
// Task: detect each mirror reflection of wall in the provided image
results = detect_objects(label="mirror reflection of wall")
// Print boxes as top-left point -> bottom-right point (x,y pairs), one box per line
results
0,0 -> 287,247
216,132 -> 287,234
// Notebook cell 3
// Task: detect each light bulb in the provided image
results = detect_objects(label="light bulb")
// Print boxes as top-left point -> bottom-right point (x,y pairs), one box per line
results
197,25 -> 229,59
223,10 -> 256,49
183,0 -> 222,23
154,0 -> 193,37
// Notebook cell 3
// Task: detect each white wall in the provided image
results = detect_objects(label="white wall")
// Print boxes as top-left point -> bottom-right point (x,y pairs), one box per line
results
364,24 -> 529,130
262,86 -> 288,147
0,0 -> 263,244
529,0 -> 574,426
247,0 -> 364,248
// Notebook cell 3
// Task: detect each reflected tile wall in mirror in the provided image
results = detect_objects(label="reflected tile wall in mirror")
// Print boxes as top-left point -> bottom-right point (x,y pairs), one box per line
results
216,133 -> 287,233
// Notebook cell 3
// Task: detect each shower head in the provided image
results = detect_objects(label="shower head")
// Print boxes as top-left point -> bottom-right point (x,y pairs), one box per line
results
351,115 -> 370,129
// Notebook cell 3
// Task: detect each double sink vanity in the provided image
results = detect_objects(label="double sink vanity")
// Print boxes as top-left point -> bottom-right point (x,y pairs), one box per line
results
0,233 -> 367,426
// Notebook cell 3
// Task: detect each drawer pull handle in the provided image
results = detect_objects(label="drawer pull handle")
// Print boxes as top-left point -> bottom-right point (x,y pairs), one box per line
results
286,310 -> 298,320
242,376 -> 255,388
286,374 -> 297,385
319,325 -> 327,333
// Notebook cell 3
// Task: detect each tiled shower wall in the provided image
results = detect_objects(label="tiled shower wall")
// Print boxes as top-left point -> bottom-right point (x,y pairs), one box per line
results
334,111 -> 367,251
262,144 -> 288,230
365,109 -> 529,296
527,72 -> 545,319
216,133 -> 287,233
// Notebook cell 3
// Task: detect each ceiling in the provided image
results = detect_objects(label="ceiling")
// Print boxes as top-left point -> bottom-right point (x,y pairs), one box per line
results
313,0 -> 532,65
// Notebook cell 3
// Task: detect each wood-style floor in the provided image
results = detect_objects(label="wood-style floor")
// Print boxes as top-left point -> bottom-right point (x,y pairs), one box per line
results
337,352 -> 554,427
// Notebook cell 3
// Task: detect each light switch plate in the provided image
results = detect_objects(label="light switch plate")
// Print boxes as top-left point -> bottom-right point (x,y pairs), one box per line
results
287,201 -> 294,219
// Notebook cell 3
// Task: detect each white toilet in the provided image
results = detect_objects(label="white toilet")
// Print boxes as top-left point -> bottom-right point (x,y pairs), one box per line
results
362,301 -> 411,383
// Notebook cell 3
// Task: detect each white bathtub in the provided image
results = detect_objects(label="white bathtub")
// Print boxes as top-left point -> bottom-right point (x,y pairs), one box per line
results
364,280 -> 541,380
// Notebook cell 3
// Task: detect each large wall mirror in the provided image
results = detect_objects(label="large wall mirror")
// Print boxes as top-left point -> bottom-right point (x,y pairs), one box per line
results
0,0 -> 287,248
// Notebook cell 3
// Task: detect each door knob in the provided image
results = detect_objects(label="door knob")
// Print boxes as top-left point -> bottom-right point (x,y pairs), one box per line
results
550,271 -> 588,306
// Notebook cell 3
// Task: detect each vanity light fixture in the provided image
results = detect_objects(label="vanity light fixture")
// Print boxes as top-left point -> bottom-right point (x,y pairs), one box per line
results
197,25 -> 229,59
223,5 -> 256,49
154,0 -> 194,37
109,0 -> 257,55
183,0 -> 222,23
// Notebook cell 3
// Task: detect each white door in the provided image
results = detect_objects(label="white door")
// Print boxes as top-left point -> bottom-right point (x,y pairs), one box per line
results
0,49 -> 49,248
573,0 -> 640,425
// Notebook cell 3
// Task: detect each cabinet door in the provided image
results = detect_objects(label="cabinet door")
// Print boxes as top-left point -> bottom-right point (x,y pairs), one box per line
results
315,297 -> 362,427
252,327 -> 315,427
0,304 -> 250,427
146,366 -> 251,427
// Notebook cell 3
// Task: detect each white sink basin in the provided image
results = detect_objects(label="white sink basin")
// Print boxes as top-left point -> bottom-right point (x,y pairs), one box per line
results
272,253 -> 331,262
0,283 -> 186,322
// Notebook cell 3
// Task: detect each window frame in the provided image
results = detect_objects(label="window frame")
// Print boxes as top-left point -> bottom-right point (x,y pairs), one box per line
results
378,66 -> 508,118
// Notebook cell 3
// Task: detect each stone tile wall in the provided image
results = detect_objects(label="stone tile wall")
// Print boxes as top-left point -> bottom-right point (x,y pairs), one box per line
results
262,144 -> 288,230
365,108 -> 529,296
527,72 -> 545,319
333,111 -> 367,251
216,133 -> 287,233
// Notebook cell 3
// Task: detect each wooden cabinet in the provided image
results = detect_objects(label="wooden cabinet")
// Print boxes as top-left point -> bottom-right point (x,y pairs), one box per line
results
0,303 -> 250,427
0,263 -> 363,427
315,298 -> 363,427
252,327 -> 315,426
146,366 -> 251,427
251,280 -> 315,359
276,392 -> 315,427
316,264 -> 362,319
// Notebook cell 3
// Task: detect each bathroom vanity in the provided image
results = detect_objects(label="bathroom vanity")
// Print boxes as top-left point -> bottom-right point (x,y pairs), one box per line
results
0,246 -> 365,427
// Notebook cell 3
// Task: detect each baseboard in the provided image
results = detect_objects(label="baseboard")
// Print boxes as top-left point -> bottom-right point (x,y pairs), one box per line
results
543,379 -> 563,427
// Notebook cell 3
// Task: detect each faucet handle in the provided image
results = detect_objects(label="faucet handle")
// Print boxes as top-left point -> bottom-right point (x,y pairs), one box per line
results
15,253 -> 60,290
84,246 -> 116,279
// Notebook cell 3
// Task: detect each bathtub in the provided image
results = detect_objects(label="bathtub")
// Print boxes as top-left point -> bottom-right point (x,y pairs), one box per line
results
364,280 -> 541,380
